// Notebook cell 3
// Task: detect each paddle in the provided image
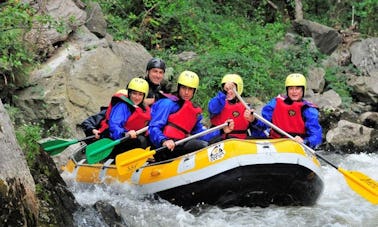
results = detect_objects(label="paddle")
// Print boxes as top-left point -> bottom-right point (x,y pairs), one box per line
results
233,88 -> 378,205
115,122 -> 229,175
40,135 -> 96,156
85,126 -> 148,164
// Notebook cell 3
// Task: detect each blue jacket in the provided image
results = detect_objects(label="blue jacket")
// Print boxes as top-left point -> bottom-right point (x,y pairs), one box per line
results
252,97 -> 323,148
208,91 -> 227,117
108,102 -> 133,140
149,98 -> 221,147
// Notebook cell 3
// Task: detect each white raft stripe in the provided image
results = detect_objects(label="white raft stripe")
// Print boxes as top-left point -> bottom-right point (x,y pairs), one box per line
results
99,159 -> 114,183
72,159 -> 86,179
133,152 -> 323,194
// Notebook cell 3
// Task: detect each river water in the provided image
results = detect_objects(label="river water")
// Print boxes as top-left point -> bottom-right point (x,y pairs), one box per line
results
62,152 -> 378,227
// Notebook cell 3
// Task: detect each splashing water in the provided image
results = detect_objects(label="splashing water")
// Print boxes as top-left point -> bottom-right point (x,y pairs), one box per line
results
63,152 -> 378,227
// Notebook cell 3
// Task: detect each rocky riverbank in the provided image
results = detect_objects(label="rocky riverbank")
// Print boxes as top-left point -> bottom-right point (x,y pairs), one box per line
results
1,0 -> 377,225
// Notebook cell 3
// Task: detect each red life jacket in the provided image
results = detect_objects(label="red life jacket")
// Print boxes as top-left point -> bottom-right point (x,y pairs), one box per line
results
270,95 -> 306,138
97,92 -> 128,134
124,105 -> 151,131
163,100 -> 202,140
210,101 -> 249,139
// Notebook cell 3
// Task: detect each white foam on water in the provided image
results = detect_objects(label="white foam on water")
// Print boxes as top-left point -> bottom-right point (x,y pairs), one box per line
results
63,152 -> 378,227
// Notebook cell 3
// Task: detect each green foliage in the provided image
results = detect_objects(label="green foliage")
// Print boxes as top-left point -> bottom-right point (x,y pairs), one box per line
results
163,21 -> 325,107
0,1 -> 36,86
354,0 -> 378,36
94,0 -> 331,109
0,0 -> 59,89
2,0 -> 360,139
45,122 -> 72,138
324,67 -> 353,107
15,123 -> 42,166
3,103 -> 19,123
303,0 -> 377,36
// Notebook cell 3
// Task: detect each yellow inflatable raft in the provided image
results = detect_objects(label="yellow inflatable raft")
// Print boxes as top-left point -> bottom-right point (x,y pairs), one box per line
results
62,138 -> 324,208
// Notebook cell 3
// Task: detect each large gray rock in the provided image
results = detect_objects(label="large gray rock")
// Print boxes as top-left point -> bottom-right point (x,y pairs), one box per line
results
308,89 -> 342,110
293,19 -> 342,55
326,120 -> 373,147
24,0 -> 87,57
14,26 -> 152,137
350,38 -> 378,77
307,67 -> 325,93
85,2 -> 107,38
0,100 -> 37,225
347,74 -> 378,104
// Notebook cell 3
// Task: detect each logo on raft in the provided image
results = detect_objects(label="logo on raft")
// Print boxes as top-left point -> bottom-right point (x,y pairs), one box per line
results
208,143 -> 226,162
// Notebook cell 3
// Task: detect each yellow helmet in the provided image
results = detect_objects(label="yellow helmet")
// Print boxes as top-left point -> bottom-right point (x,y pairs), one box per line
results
221,74 -> 243,95
177,70 -> 199,89
285,73 -> 306,90
127,78 -> 149,97
115,89 -> 128,96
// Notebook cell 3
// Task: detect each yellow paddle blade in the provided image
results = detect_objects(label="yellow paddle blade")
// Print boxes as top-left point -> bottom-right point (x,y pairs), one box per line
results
116,147 -> 156,176
338,167 -> 378,205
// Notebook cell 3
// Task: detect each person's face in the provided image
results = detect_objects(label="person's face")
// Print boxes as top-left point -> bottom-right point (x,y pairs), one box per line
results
129,91 -> 145,105
287,86 -> 303,101
223,82 -> 236,100
179,85 -> 195,101
147,68 -> 164,85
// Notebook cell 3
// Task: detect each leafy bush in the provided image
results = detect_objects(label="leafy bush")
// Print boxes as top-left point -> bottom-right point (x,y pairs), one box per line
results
0,1 -> 36,86
324,67 -> 353,107
0,0 -> 58,94
303,0 -> 377,37
15,123 -> 42,166
161,20 -> 326,108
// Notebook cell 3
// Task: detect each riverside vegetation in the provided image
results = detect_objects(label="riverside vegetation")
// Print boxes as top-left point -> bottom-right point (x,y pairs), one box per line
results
1,0 -> 377,192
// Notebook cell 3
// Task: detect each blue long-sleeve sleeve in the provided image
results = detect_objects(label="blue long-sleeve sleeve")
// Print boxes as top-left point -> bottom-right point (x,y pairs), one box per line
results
302,107 -> 323,148
108,102 -> 132,140
148,99 -> 175,147
261,98 -> 276,123
208,91 -> 226,117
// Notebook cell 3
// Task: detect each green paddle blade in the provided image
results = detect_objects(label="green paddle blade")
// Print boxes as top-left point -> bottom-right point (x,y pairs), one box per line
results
40,139 -> 79,155
40,135 -> 95,156
85,138 -> 120,164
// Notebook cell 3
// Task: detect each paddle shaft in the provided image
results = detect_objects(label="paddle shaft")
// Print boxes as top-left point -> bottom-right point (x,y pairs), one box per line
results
115,122 -> 229,175
97,126 -> 148,150
120,126 -> 148,143
155,121 -> 229,153
110,126 -> 149,145
233,88 -> 338,167
43,135 -> 96,152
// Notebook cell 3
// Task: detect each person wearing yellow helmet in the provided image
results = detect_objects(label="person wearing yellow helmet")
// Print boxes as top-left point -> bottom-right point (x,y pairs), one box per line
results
143,57 -> 173,106
208,74 -> 263,139
251,73 -> 322,148
80,89 -> 129,144
107,77 -> 152,159
148,70 -> 234,161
